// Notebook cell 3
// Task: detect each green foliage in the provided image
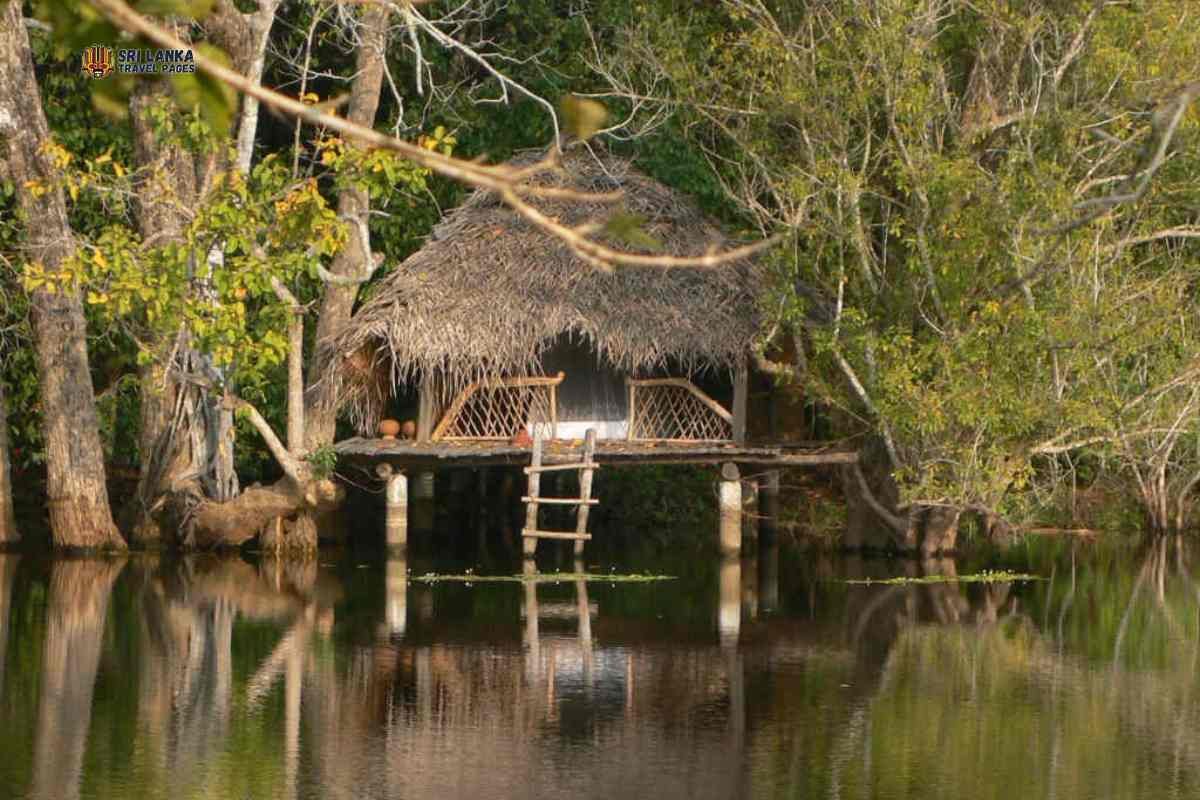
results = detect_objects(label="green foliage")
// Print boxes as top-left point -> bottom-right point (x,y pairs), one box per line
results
598,0 -> 1200,522
304,445 -> 338,480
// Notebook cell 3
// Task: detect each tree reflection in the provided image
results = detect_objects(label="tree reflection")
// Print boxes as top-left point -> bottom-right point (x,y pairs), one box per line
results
30,557 -> 125,800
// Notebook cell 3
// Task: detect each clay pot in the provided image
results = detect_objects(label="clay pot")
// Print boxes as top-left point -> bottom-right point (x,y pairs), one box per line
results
510,429 -> 533,447
378,419 -> 401,439
401,420 -> 416,440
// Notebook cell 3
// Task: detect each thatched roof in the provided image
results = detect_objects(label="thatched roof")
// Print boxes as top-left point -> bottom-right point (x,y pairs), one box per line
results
324,148 -> 761,431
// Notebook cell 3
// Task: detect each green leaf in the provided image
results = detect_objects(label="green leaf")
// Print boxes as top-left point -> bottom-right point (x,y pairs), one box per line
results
603,212 -> 662,252
560,94 -> 608,141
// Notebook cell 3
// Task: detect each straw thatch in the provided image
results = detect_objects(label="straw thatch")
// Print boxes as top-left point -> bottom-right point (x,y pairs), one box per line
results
323,147 -> 761,433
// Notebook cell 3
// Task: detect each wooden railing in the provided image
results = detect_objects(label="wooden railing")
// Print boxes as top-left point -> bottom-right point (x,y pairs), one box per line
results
626,377 -> 734,442
431,372 -> 565,441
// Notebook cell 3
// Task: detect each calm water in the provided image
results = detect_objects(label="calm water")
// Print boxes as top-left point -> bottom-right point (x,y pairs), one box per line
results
0,536 -> 1197,799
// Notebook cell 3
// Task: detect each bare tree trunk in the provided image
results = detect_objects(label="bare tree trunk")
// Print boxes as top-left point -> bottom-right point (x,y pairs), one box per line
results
0,379 -> 18,544
29,558 -> 126,800
305,5 -> 391,449
0,2 -> 124,549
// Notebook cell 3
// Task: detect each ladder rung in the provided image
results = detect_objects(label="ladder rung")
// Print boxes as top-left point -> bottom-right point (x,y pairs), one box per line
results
523,462 -> 596,474
521,496 -> 599,506
521,529 -> 593,541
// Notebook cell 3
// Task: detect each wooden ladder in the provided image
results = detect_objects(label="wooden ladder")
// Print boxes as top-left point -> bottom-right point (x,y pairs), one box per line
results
522,428 -> 598,556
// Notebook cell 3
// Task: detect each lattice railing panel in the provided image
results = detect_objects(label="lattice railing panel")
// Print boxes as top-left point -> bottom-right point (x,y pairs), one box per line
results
628,380 -> 733,442
433,374 -> 563,441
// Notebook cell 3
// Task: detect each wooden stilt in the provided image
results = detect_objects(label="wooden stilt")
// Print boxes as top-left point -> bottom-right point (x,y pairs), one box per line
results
758,470 -> 780,545
380,465 -> 408,552
719,461 -> 742,555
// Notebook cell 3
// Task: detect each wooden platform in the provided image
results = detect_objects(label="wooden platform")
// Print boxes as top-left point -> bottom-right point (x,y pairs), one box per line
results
334,437 -> 858,471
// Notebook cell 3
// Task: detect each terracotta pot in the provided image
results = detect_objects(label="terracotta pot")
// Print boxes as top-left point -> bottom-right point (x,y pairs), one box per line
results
401,420 -> 416,439
378,419 -> 401,439
510,429 -> 533,447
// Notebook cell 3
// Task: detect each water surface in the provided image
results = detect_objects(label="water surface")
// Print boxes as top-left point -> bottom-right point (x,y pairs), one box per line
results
0,537 -> 1196,799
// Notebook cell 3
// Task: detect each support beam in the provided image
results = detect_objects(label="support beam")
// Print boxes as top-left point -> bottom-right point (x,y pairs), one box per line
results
758,470 -> 780,545
732,357 -> 748,446
383,468 -> 408,551
719,462 -> 742,555
416,373 -> 436,442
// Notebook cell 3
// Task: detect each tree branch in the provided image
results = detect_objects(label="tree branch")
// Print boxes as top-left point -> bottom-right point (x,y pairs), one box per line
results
89,0 -> 778,271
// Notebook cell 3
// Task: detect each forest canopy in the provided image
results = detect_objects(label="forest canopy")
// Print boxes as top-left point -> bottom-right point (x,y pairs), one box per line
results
0,0 -> 1198,549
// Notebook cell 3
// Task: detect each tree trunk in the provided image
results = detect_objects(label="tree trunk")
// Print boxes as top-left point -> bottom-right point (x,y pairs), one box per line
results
29,558 -> 126,800
919,506 -> 962,557
0,379 -> 18,544
125,77 -> 200,543
0,2 -> 123,549
305,5 -> 391,449
169,476 -> 343,549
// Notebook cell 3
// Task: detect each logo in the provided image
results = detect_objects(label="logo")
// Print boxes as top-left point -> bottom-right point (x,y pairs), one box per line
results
81,45 -> 114,80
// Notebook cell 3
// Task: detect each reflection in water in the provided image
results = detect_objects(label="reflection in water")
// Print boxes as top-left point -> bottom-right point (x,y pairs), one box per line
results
31,558 -> 125,800
0,554 -> 17,694
4,540 -> 1200,798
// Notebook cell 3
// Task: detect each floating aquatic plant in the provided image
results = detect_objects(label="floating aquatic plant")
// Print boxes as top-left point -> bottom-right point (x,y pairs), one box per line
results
408,572 -> 676,584
841,570 -> 1042,585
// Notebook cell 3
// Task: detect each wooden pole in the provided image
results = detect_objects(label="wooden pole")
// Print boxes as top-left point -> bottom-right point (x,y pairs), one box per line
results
416,373 -> 437,442
384,468 -> 408,552
626,380 -> 636,440
732,357 -> 748,445
719,462 -> 742,555
573,428 -> 597,557
758,470 -> 780,545
523,432 -> 543,556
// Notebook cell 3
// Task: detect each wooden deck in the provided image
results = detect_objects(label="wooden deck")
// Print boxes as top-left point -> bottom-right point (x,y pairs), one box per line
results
335,437 -> 858,470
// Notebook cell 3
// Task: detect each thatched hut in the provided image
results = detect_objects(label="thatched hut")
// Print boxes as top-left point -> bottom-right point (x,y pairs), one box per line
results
324,148 -> 761,445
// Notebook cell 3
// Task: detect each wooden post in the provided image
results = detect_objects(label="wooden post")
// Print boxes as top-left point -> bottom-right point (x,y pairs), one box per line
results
416,373 -> 437,442
732,356 -> 748,446
758,470 -> 780,545
384,467 -> 408,552
523,433 -> 543,556
626,379 -> 636,440
719,462 -> 742,555
549,384 -> 558,440
573,428 -> 597,557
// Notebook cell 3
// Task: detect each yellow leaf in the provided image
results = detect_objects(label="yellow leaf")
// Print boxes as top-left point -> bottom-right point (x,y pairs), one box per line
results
92,250 -> 109,269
